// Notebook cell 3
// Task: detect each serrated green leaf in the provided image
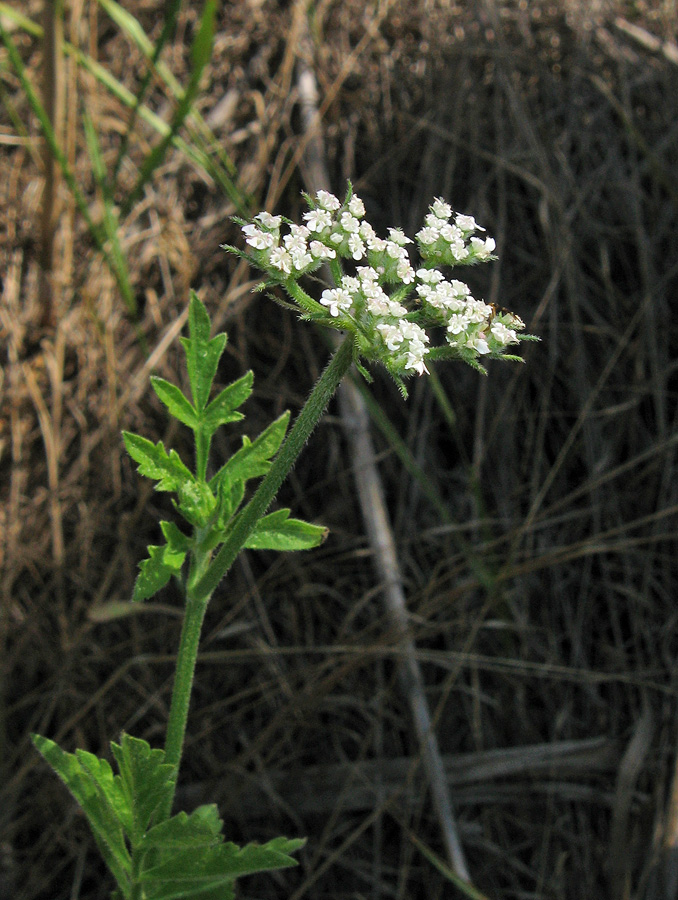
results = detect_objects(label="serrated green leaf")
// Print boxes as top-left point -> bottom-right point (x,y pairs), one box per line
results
123,432 -> 193,493
180,293 -> 227,412
151,377 -> 199,429
139,804 -> 223,851
214,474 -> 245,528
110,735 -> 176,846
160,520 -> 193,553
209,412 -> 290,495
244,509 -> 328,551
76,748 -> 132,835
32,735 -> 132,893
138,836 -> 305,900
202,370 -> 253,434
133,543 -> 186,603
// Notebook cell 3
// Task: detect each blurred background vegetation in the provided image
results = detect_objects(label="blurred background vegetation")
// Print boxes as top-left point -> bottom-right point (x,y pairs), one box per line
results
1,0 -> 678,897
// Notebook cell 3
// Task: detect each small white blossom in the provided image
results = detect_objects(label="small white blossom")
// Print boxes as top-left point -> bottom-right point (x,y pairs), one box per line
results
431,198 -> 452,219
320,287 -> 353,317
348,195 -> 366,217
455,213 -> 483,232
309,241 -> 336,259
404,349 -> 429,375
303,208 -> 333,233
341,275 -> 360,293
387,228 -> 412,246
316,190 -> 341,211
447,314 -> 470,335
268,247 -> 292,274
284,230 -> 309,255
471,335 -> 490,354
254,212 -> 282,229
491,322 -> 518,345
347,233 -> 366,260
416,226 -> 439,245
387,299 -> 408,316
242,224 -> 275,250
376,322 -> 404,351
340,212 -> 360,233
471,236 -> 496,259
360,221 -> 387,252
416,268 -> 443,284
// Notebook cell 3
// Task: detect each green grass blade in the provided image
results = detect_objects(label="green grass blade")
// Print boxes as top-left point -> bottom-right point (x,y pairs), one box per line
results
0,2 -> 249,213
120,0 -> 219,218
96,0 -> 246,208
103,0 -> 184,184
82,108 -> 136,315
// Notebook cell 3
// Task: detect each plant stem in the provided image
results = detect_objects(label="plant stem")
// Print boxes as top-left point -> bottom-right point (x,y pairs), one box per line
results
157,333 -> 354,822
158,589 -> 210,822
191,333 -> 354,603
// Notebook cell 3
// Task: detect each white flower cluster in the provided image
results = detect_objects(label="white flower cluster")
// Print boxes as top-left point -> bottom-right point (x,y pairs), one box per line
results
416,198 -> 497,264
236,188 -> 526,381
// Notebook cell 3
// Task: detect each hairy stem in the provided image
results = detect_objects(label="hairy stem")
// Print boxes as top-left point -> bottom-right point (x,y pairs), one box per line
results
191,333 -> 354,603
157,333 -> 354,821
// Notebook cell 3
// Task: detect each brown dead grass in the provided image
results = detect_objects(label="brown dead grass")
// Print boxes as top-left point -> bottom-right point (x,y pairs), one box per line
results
1,0 -> 678,898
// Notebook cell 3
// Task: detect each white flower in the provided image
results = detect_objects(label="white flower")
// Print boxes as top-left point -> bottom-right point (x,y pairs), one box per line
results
316,190 -> 341,211
387,228 -> 412,246
447,314 -> 470,335
254,211 -> 282,229
471,236 -> 496,259
416,226 -> 439,245
416,268 -> 443,284
366,292 -> 392,316
404,349 -> 429,375
347,233 -> 366,260
431,198 -> 452,219
491,322 -> 518,345
320,287 -> 353,317
309,241 -> 336,259
340,212 -> 360,233
466,299 -> 493,323
303,208 -> 333,233
397,259 -> 415,284
341,275 -> 360,293
242,224 -> 275,250
348,195 -> 366,217
376,322 -> 404,351
387,299 -> 408,316
269,247 -> 292,274
291,250 -> 313,271
283,229 -> 309,255
360,221 -> 386,252
455,213 -> 483,232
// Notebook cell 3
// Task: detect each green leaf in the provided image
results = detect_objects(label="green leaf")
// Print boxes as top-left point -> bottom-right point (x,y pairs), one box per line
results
161,520 -> 193,553
151,377 -> 199,429
32,735 -> 132,894
138,805 -> 222,851
202,371 -> 253,434
132,542 -> 186,603
180,293 -> 227,412
123,432 -> 193,493
138,836 -> 305,900
110,735 -> 176,846
244,509 -> 328,551
209,412 -> 290,496
175,479 -> 217,528
214,475 -> 245,529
